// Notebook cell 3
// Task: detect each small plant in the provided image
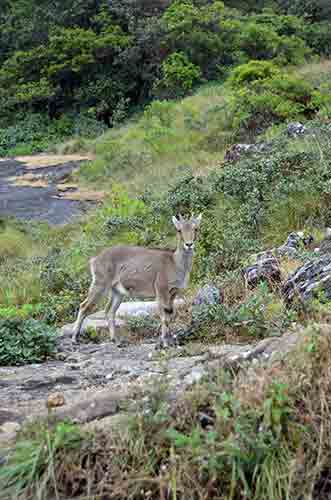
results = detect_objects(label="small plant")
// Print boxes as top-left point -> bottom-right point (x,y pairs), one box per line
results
0,318 -> 57,365
0,303 -> 42,319
0,421 -> 85,499
126,315 -> 159,335
187,283 -> 296,342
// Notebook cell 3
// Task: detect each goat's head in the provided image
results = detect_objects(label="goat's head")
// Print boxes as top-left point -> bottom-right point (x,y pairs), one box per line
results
172,214 -> 202,252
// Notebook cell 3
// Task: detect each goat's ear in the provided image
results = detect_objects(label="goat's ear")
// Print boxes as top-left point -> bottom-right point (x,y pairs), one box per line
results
172,216 -> 181,230
192,213 -> 202,227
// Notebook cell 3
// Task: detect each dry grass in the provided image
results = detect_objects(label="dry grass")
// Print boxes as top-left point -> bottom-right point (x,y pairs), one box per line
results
11,154 -> 93,169
2,326 -> 330,500
52,188 -> 105,202
297,59 -> 331,87
8,174 -> 49,187
280,257 -> 303,280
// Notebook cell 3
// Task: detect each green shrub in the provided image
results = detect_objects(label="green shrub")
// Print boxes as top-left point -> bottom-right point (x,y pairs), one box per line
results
239,22 -> 281,60
303,22 -> 331,56
0,303 -> 42,320
157,52 -> 202,97
162,171 -> 216,215
161,0 -> 225,78
0,111 -> 105,157
239,21 -> 309,64
0,318 -> 57,366
187,283 -> 296,341
229,60 -> 281,87
228,64 -> 317,135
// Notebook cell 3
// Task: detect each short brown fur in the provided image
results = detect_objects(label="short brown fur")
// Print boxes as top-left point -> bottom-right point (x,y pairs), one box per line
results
72,214 -> 202,346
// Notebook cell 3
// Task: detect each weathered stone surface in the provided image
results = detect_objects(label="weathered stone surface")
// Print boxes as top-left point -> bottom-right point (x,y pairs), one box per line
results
283,254 -> 331,303
0,421 -> 21,447
0,410 -> 23,425
208,331 -> 300,365
193,284 -> 223,306
243,251 -> 281,288
316,230 -> 331,255
287,122 -> 307,137
184,365 -> 206,385
277,231 -> 313,257
0,156 -> 94,224
50,391 -> 122,424
0,323 -> 306,430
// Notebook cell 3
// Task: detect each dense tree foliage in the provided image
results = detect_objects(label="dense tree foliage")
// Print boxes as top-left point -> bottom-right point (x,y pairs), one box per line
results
0,0 -> 330,131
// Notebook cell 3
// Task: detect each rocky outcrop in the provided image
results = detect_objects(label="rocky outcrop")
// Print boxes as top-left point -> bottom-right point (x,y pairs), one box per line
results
283,254 -> 331,304
243,251 -> 281,288
0,323 -> 305,446
278,231 -> 314,257
315,229 -> 331,255
287,122 -> 307,137
0,155 -> 100,224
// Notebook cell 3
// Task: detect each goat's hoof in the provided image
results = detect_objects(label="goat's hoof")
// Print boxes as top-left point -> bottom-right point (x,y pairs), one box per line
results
110,337 -> 125,347
71,336 -> 80,345
117,341 -> 127,348
156,340 -> 169,350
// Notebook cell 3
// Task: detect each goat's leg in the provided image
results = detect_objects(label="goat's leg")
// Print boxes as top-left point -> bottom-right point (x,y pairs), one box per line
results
72,285 -> 105,343
159,308 -> 172,347
156,273 -> 177,347
105,288 -> 123,344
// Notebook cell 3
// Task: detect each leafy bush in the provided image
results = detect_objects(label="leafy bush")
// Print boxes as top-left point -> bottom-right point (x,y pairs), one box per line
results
0,303 -> 42,320
239,20 -> 309,64
157,52 -> 202,97
161,171 -> 216,215
0,111 -> 105,157
230,60 -> 281,87
186,283 -> 296,341
162,0 -> 225,77
0,318 -> 57,365
303,21 -> 331,56
228,64 -> 318,135
239,22 -> 281,60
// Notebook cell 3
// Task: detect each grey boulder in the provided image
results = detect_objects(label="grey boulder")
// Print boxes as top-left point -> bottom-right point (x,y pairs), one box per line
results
287,122 -> 307,137
243,251 -> 281,288
283,254 -> 331,303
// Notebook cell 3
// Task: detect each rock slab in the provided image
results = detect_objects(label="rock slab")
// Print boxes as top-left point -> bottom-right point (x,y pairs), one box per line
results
283,254 -> 331,303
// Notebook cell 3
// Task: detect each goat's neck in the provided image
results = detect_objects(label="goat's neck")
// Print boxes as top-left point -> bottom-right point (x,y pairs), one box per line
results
174,241 -> 194,274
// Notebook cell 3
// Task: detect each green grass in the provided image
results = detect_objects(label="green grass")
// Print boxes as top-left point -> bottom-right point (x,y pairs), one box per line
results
1,60 -> 331,500
0,421 -> 85,499
2,327 -> 330,499
75,60 -> 331,195
77,83 -> 234,192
